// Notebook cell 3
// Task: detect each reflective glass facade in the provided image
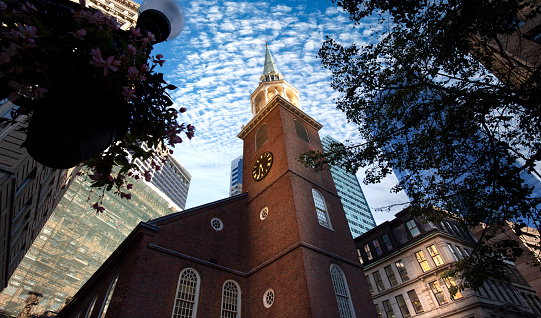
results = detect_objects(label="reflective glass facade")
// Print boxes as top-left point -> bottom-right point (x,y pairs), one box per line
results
321,135 -> 376,237
230,156 -> 243,196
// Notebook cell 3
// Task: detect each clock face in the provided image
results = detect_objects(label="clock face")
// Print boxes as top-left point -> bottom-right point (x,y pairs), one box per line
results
252,151 -> 273,181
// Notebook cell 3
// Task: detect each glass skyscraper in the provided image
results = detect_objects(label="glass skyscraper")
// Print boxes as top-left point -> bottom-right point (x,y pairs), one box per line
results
229,156 -> 243,196
0,172 -> 179,316
321,135 -> 377,237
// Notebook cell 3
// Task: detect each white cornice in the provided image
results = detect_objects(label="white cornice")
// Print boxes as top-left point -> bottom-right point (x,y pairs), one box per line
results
237,95 -> 322,140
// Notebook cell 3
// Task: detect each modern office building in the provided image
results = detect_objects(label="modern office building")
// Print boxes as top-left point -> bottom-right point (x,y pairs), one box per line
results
0,100 -> 80,292
132,143 -> 191,210
321,135 -> 376,237
356,208 -> 541,318
56,45 -> 376,318
0,171 -> 179,316
229,156 -> 243,196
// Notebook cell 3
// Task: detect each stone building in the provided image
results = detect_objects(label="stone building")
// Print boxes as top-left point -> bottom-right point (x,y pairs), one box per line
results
55,45 -> 376,318
356,208 -> 541,318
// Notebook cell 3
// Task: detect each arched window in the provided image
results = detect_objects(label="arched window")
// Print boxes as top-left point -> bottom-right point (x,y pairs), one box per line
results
98,274 -> 118,318
221,280 -> 241,318
172,268 -> 201,318
255,123 -> 268,150
330,265 -> 356,318
294,119 -> 310,143
312,189 -> 331,228
84,294 -> 98,318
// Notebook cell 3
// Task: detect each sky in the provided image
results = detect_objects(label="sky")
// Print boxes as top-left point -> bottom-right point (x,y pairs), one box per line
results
140,0 -> 410,225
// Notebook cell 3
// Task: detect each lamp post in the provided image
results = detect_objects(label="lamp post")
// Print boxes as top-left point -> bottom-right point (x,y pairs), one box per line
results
17,0 -> 185,169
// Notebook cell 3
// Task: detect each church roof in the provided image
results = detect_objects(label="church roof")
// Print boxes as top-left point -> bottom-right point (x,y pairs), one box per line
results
262,44 -> 279,77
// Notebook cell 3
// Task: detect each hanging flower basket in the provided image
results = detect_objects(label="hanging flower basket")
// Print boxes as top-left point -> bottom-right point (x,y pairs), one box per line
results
0,0 -> 194,209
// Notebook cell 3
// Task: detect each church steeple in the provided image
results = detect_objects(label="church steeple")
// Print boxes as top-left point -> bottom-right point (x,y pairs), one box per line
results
250,45 -> 300,116
261,44 -> 283,82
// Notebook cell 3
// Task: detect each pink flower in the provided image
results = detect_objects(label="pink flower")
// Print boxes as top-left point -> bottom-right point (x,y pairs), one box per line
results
122,86 -> 136,102
120,192 -> 132,200
141,64 -> 149,72
79,0 -> 86,6
69,29 -> 86,40
21,2 -> 37,12
144,170 -> 152,182
3,42 -> 20,57
168,135 -> 182,146
127,183 -> 133,190
127,44 -> 136,55
92,202 -> 105,213
16,23 -> 38,42
126,66 -> 139,80
90,47 -> 105,67
4,29 -> 20,41
88,10 -> 105,23
34,87 -> 48,98
147,32 -> 156,42
102,56 -> 120,76
130,27 -> 142,37
156,54 -> 163,59
179,107 -> 187,113
107,16 -> 119,30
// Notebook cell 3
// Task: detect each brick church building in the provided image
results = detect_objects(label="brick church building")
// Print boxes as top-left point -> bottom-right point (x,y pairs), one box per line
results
56,46 -> 376,318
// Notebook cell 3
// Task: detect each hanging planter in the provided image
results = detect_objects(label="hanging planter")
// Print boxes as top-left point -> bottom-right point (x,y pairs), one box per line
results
0,0 -> 194,209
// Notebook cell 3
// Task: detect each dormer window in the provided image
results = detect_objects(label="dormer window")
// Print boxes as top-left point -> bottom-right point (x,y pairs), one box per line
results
406,220 -> 420,237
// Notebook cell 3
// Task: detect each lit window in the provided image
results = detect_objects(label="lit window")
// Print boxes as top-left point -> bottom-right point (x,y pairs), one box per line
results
312,189 -> 331,229
395,260 -> 410,282
407,289 -> 424,313
221,280 -> 241,318
384,265 -> 398,287
373,239 -> 383,256
382,234 -> 393,250
98,274 -> 118,318
443,278 -> 463,300
374,304 -> 382,318
365,275 -> 374,295
364,244 -> 373,261
427,245 -> 445,266
406,220 -> 420,237
373,271 -> 385,292
382,300 -> 395,318
172,268 -> 201,318
395,294 -> 411,318
415,251 -> 431,272
357,249 -> 363,264
255,123 -> 268,150
429,281 -> 448,305
330,264 -> 356,318
294,119 -> 310,143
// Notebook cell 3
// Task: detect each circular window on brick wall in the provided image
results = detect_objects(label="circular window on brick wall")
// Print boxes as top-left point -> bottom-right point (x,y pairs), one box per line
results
263,288 -> 274,308
260,207 -> 269,220
211,218 -> 223,231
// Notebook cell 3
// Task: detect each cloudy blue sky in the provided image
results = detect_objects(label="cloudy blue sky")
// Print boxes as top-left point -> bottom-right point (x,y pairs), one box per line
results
143,0 -> 409,224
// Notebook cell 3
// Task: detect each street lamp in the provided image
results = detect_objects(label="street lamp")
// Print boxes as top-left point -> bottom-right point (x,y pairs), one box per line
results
137,0 -> 186,43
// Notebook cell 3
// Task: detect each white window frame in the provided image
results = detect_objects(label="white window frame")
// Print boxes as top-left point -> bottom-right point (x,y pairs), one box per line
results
172,268 -> 201,318
312,189 -> 332,229
221,280 -> 241,318
84,294 -> 98,318
98,274 -> 118,318
330,264 -> 356,318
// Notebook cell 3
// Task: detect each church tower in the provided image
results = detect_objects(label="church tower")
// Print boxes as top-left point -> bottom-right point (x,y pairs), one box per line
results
238,45 -> 376,317
55,45 -> 377,318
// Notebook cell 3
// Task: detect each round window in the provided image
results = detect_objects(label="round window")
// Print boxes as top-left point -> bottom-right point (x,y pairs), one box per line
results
260,207 -> 269,220
211,218 -> 223,231
263,288 -> 274,308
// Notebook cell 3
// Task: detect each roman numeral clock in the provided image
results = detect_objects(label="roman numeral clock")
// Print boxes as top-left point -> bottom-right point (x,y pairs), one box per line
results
252,151 -> 273,181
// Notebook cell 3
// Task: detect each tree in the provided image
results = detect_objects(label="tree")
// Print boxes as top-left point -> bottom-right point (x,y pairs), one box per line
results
301,0 -> 541,288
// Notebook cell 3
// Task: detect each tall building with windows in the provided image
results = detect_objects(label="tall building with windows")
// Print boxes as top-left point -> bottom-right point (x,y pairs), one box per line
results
55,45 -> 376,318
356,207 -> 541,318
229,156 -> 243,196
321,135 -> 376,237
0,171 -> 179,316
75,0 -> 139,30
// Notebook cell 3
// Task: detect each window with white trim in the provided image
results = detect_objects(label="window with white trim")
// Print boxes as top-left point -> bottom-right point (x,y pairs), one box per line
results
406,220 -> 420,237
172,268 -> 201,318
312,189 -> 331,228
330,264 -> 356,318
221,280 -> 241,318
84,294 -> 98,318
446,243 -> 459,261
98,274 -> 118,318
